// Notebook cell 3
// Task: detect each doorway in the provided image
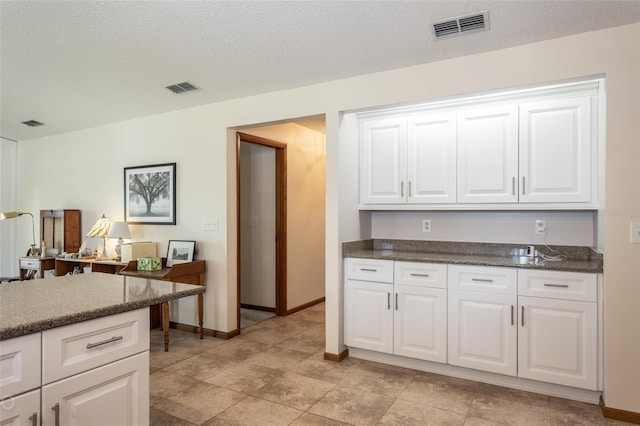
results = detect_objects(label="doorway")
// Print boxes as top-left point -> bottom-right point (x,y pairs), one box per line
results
237,132 -> 287,332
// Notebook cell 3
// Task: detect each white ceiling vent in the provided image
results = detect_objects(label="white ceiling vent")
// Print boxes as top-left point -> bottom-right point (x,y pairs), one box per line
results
432,11 -> 489,39
166,81 -> 199,94
21,120 -> 44,127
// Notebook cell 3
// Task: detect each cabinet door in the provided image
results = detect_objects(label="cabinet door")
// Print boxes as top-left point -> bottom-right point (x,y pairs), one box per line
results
345,280 -> 393,353
519,97 -> 592,203
0,388 -> 40,426
407,112 -> 456,204
394,285 -> 447,362
360,117 -> 407,204
457,105 -> 519,203
518,296 -> 597,390
448,290 -> 517,376
42,352 -> 149,426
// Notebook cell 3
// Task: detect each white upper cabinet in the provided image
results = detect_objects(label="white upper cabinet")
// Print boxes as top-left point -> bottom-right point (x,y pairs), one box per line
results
358,80 -> 600,210
457,105 -> 519,203
519,97 -> 592,203
360,117 -> 407,204
407,112 -> 457,204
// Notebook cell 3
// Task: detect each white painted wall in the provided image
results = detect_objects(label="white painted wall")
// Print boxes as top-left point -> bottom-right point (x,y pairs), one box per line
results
371,211 -> 595,246
0,139 -> 18,277
240,142 -> 276,308
240,123 -> 326,311
10,23 -> 640,412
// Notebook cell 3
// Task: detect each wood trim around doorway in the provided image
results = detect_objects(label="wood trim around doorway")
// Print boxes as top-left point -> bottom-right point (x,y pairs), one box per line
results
236,132 -> 287,333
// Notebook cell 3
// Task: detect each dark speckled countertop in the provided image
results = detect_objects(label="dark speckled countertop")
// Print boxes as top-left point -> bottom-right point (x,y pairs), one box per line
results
0,273 -> 205,340
343,239 -> 603,274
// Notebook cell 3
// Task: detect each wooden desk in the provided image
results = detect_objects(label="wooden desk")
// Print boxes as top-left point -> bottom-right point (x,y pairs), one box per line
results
120,259 -> 206,351
19,256 -> 56,280
55,258 -> 126,276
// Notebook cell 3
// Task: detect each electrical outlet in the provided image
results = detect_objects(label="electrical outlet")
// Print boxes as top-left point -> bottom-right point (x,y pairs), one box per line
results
535,219 -> 546,235
631,222 -> 640,244
422,219 -> 432,233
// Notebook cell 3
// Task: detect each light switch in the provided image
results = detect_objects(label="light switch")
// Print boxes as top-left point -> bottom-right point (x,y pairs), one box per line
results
631,222 -> 640,244
202,218 -> 218,231
250,216 -> 259,228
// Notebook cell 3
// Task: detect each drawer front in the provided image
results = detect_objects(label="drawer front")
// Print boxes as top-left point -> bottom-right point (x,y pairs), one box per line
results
394,262 -> 447,288
19,258 -> 40,270
518,270 -> 597,302
42,308 -> 149,384
0,388 -> 40,424
345,258 -> 394,283
448,265 -> 517,295
0,333 -> 41,399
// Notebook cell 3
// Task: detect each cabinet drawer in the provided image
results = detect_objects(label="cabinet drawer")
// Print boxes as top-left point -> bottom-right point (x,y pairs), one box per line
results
448,265 -> 517,295
0,333 -> 41,399
518,270 -> 597,302
42,308 -> 149,384
394,262 -> 447,288
0,388 -> 40,424
19,258 -> 40,270
345,258 -> 394,283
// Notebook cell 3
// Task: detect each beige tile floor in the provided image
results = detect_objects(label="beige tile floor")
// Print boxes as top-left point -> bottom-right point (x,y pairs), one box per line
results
150,303 -> 633,426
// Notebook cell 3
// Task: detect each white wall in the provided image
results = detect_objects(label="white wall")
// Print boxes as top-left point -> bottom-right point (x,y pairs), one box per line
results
240,123 -> 326,311
12,23 -> 640,413
371,211 -> 595,246
0,139 -> 18,277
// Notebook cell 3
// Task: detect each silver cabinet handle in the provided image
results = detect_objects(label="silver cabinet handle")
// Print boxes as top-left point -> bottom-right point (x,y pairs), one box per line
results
387,292 -> 390,310
360,268 -> 377,272
395,293 -> 398,311
408,181 -> 412,197
29,412 -> 38,426
410,273 -> 430,277
512,177 -> 516,195
471,278 -> 494,283
521,306 -> 525,327
522,176 -> 526,195
86,335 -> 123,349
511,305 -> 514,326
52,403 -> 60,426
401,181 -> 404,197
543,283 -> 570,288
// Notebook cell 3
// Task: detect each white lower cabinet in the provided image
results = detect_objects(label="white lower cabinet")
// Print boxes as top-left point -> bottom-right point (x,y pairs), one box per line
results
345,258 -> 600,393
448,265 -> 518,376
517,270 -> 598,390
345,259 -> 448,363
0,388 -> 40,426
42,352 -> 149,426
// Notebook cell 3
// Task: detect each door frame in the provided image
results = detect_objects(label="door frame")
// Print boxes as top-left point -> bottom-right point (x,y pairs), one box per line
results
236,132 -> 287,330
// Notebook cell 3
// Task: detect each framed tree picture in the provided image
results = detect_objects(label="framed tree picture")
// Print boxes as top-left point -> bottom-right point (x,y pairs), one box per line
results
124,163 -> 176,224
166,240 -> 196,267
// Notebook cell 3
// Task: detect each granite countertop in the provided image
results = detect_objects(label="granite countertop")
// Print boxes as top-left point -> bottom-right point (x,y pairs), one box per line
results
0,273 -> 205,340
343,239 -> 603,274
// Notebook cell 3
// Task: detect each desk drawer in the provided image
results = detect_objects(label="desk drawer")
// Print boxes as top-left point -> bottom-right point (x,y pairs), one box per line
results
42,308 -> 149,384
19,258 -> 40,270
448,265 -> 517,295
518,270 -> 597,302
345,258 -> 394,283
394,262 -> 447,288
0,333 -> 41,399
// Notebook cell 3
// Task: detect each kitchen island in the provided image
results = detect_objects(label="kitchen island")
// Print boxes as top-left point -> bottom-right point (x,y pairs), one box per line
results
0,273 -> 205,426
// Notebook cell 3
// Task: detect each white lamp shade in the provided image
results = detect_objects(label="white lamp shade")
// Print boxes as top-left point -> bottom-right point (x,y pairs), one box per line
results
108,221 -> 131,239
86,214 -> 112,238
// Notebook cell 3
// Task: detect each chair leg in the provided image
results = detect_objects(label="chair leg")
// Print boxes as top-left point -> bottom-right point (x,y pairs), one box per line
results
162,302 -> 170,352
198,294 -> 204,339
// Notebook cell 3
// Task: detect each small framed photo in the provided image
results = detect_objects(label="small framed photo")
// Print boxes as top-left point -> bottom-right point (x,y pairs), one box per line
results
166,240 -> 195,267
124,163 -> 176,224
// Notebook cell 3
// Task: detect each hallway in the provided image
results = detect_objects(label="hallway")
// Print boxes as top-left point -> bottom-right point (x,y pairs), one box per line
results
149,303 -> 630,425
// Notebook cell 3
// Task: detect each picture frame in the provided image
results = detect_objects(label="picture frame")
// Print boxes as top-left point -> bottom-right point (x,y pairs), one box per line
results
124,163 -> 176,224
166,240 -> 196,267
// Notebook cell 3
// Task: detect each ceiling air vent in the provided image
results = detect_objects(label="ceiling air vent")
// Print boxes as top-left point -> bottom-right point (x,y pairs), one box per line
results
21,120 -> 44,127
166,81 -> 199,94
432,11 -> 489,39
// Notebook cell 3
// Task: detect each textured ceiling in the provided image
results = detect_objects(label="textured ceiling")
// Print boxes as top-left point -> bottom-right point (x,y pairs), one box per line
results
1,1 -> 639,141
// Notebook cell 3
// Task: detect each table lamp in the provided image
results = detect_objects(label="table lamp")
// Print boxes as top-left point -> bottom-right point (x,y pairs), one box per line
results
108,221 -> 131,261
86,214 -> 112,259
1,211 -> 37,257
